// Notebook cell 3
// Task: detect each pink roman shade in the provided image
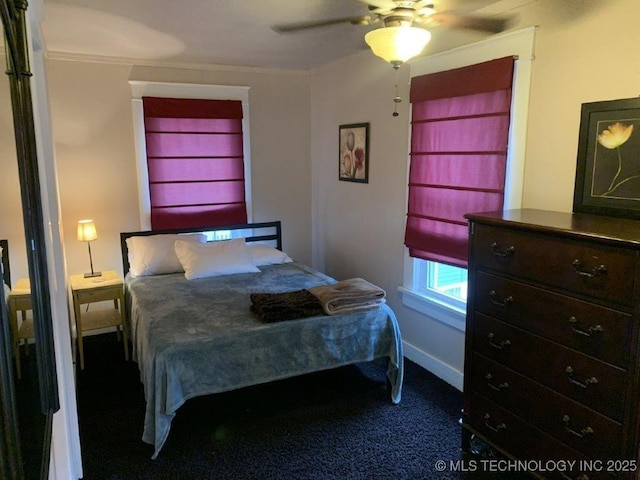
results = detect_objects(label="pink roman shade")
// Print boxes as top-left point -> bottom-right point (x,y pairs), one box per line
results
404,57 -> 515,267
143,97 -> 247,230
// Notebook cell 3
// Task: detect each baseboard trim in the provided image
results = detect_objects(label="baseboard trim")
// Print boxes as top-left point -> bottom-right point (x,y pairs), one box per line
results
402,341 -> 464,391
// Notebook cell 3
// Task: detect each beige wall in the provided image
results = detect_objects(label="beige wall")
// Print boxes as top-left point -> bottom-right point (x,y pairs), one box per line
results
2,61 -> 312,280
311,0 -> 639,386
522,0 -> 640,210
47,60 -> 140,278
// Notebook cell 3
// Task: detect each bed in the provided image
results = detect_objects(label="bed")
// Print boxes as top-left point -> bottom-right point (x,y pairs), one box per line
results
121,221 -> 403,459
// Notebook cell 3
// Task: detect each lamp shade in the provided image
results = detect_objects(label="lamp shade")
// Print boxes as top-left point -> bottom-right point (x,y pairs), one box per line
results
77,219 -> 98,242
365,26 -> 431,64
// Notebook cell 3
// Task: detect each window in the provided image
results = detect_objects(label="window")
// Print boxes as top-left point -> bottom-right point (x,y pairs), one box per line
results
400,29 -> 536,331
204,229 -> 232,242
130,82 -> 252,231
412,260 -> 467,312
406,56 -> 515,328
142,96 -> 247,230
405,56 -> 515,267
427,262 -> 467,302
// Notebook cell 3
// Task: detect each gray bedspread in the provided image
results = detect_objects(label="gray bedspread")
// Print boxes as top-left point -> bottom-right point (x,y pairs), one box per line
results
125,262 -> 403,459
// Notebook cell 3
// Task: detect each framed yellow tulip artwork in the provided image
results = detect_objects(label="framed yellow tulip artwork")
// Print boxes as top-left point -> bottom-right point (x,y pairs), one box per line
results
339,123 -> 369,183
573,97 -> 640,219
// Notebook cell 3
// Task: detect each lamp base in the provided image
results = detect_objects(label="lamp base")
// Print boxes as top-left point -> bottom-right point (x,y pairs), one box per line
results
84,271 -> 102,278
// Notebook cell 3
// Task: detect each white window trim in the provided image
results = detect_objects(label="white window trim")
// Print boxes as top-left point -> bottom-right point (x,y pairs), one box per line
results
399,286 -> 467,332
129,81 -> 252,230
400,27 -> 536,330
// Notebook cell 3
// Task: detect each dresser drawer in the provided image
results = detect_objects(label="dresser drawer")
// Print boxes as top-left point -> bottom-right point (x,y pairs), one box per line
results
466,393 -> 615,480
473,313 -> 625,421
472,224 -> 637,307
469,353 -> 623,460
473,271 -> 632,367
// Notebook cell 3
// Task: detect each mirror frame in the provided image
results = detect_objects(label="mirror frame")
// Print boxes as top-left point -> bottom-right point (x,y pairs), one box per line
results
0,1 -> 60,479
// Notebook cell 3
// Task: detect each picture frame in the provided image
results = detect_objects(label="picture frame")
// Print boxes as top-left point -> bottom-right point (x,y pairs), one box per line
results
573,97 -> 640,219
339,123 -> 369,183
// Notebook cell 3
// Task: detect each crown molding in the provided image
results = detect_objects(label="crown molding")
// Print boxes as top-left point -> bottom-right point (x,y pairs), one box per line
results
44,49 -> 311,76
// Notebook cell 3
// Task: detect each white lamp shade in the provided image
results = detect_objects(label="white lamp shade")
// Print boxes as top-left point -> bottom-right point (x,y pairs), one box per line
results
77,219 -> 98,242
365,26 -> 431,64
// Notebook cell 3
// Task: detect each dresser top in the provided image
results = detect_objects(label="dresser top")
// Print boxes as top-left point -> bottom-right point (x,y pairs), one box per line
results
465,209 -> 640,248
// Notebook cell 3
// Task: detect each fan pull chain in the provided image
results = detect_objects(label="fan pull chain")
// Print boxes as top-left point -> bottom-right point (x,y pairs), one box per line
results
392,63 -> 401,117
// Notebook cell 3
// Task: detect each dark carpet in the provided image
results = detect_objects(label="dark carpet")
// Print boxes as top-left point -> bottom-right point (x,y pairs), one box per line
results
76,333 -> 500,480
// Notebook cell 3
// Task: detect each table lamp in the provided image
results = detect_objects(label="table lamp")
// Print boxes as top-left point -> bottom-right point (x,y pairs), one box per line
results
77,219 -> 101,278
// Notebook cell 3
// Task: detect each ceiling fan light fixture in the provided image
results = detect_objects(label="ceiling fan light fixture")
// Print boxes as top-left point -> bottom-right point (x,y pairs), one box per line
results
364,25 -> 431,65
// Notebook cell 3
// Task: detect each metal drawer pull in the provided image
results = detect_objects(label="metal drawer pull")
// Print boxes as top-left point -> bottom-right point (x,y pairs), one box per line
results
568,316 -> 603,337
485,373 -> 509,391
571,259 -> 607,278
489,290 -> 513,307
490,242 -> 515,258
565,366 -> 598,388
483,413 -> 507,433
488,333 -> 511,350
562,415 -> 594,438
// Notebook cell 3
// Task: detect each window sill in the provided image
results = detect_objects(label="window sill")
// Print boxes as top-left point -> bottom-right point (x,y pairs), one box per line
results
398,286 -> 466,333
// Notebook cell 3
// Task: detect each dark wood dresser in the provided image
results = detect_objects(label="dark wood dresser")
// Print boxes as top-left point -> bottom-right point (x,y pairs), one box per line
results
462,209 -> 640,480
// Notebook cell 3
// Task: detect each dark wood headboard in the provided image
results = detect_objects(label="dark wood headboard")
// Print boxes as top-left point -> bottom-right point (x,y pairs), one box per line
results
0,239 -> 10,288
119,221 -> 283,276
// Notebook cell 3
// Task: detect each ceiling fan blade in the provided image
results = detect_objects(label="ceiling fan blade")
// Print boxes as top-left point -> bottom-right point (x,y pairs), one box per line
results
272,16 -> 373,33
351,0 -> 396,10
426,12 -> 509,33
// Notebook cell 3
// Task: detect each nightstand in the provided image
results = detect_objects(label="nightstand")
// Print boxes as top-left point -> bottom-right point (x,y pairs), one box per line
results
70,270 -> 129,370
8,277 -> 33,380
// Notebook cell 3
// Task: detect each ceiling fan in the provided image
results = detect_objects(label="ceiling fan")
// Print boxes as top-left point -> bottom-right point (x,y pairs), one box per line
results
272,0 -> 509,37
273,1 -> 509,116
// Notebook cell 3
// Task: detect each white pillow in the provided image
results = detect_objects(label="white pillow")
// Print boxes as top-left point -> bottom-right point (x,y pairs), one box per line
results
248,243 -> 293,266
174,238 -> 260,280
126,233 -> 206,277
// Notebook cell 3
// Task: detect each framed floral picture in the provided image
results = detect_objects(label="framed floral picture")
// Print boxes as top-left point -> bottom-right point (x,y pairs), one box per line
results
339,123 -> 369,183
573,97 -> 640,219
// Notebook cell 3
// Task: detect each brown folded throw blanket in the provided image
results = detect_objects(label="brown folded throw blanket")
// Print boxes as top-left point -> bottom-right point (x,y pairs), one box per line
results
308,278 -> 386,315
250,289 -> 325,323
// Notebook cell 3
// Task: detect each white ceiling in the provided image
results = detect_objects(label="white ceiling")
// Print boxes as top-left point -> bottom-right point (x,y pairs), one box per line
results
40,0 -> 533,70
